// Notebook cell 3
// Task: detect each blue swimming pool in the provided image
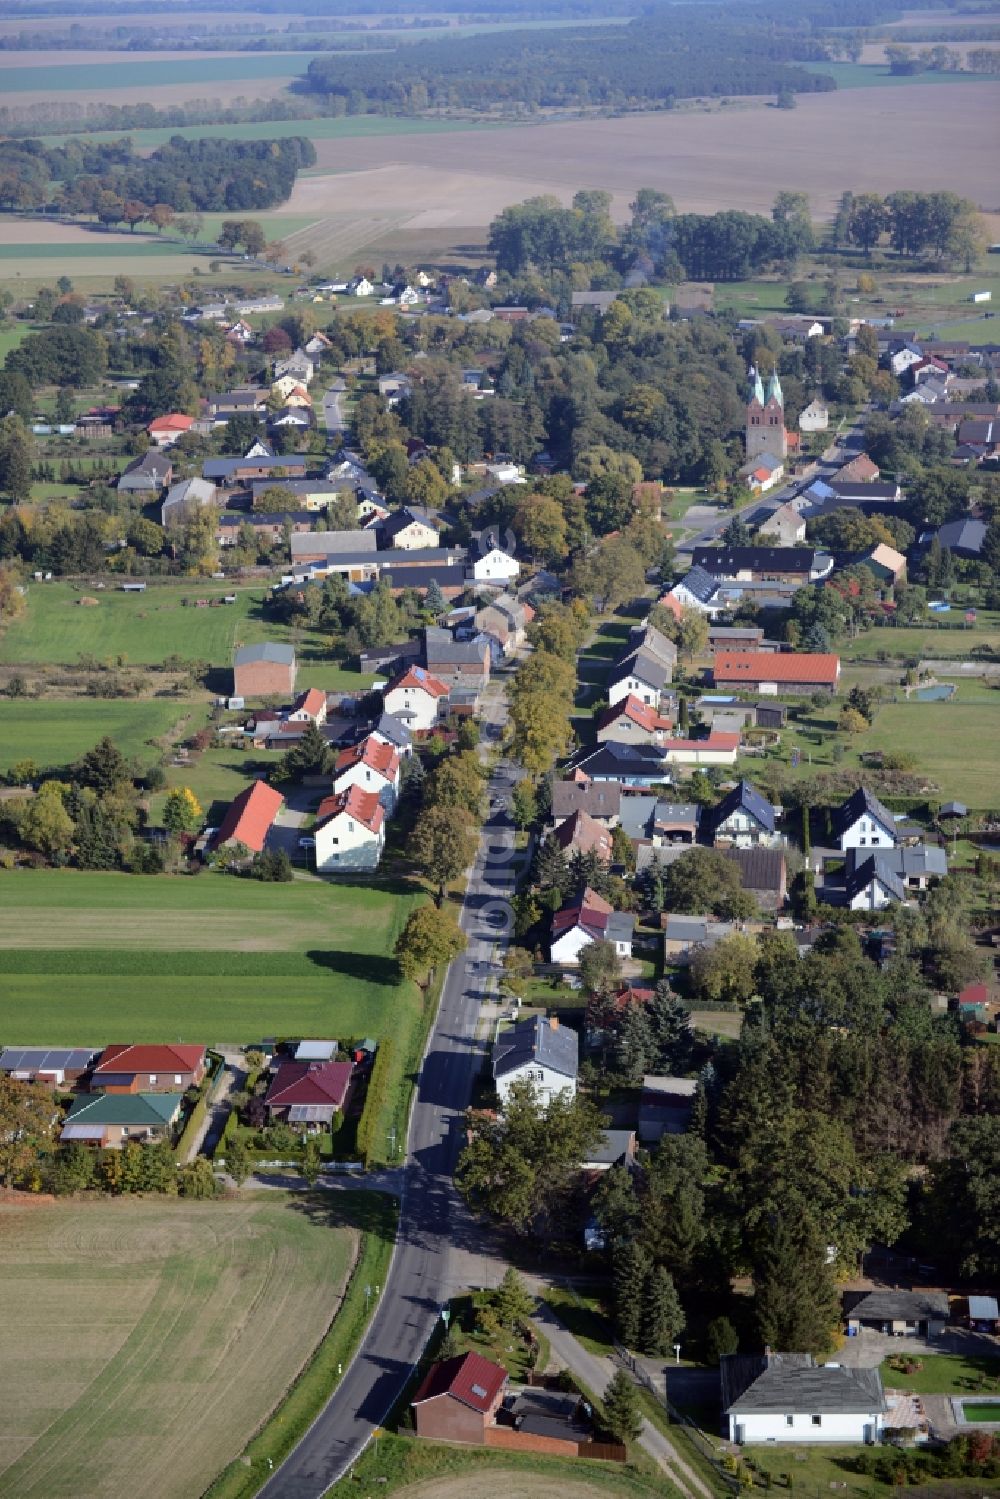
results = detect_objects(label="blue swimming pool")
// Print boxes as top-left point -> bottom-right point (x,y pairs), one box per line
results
914,685 -> 956,701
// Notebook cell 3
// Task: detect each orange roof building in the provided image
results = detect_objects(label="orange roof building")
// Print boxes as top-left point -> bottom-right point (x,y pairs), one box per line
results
712,650 -> 840,692
211,779 -> 285,853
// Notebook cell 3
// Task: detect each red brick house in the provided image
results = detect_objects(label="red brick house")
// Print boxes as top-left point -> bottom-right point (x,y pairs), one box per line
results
412,1352 -> 508,1443
264,1060 -> 354,1126
211,779 -> 285,855
233,642 -> 297,700
91,1044 -> 207,1094
711,650 -> 840,695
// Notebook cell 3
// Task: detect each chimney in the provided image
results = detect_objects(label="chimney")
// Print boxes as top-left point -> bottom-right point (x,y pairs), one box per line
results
549,1016 -> 559,1031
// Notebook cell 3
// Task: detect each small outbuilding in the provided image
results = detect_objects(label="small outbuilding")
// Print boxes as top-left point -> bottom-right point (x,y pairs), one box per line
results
844,1289 -> 949,1340
411,1352 -> 508,1444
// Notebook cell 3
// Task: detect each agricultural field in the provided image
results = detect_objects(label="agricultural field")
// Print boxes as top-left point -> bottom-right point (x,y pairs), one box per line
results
39,114 -> 513,152
0,698 -> 196,774
0,1193 -> 355,1499
0,50 -> 316,96
0,868 -> 423,1044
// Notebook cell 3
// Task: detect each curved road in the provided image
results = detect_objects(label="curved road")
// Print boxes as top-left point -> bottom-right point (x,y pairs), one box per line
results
259,691 -> 515,1498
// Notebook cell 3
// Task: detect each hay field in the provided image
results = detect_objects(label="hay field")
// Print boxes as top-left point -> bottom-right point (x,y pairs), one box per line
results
290,86 -> 1000,252
0,1195 -> 355,1499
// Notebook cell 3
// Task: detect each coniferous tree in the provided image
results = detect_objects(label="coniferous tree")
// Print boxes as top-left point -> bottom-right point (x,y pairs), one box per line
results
612,1240 -> 651,1348
647,980 -> 694,1072
642,1265 -> 685,1356
753,1220 -> 839,1353
602,1369 -> 642,1444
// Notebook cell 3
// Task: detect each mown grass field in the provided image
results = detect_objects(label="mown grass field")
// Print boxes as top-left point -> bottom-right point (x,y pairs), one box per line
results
0,698 -> 194,773
0,868 -> 422,1045
881,1352 -> 1000,1396
40,115 -> 509,150
0,1193 -> 355,1499
838,617 -> 1000,661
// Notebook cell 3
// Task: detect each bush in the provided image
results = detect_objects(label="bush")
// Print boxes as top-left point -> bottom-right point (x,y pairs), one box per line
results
356,1039 -> 392,1167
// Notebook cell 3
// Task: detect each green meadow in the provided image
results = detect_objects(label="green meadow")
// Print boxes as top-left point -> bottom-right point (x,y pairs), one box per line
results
802,61 -> 1000,89
38,114 -> 508,151
0,698 -> 194,773
0,53 -> 314,94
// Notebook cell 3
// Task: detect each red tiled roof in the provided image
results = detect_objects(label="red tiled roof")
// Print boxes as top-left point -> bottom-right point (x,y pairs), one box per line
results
265,1060 -> 353,1109
599,694 -> 673,733
315,783 -> 385,834
386,665 -> 449,698
412,1351 -> 507,1412
94,1043 -> 205,1076
551,809 -> 613,860
713,650 -> 840,686
657,591 -> 684,621
551,885 -> 614,936
958,982 -> 989,1006
291,687 -> 326,718
335,736 -> 399,780
663,733 -> 741,752
211,779 -> 285,853
148,412 -> 193,434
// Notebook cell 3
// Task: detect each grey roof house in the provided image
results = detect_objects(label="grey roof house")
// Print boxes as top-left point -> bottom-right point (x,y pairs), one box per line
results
844,1289 -> 949,1338
493,1015 -> 579,1105
722,1353 -> 886,1445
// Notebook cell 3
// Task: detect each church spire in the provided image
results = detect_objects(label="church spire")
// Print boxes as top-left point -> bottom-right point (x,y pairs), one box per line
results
748,364 -> 765,405
765,369 -> 784,407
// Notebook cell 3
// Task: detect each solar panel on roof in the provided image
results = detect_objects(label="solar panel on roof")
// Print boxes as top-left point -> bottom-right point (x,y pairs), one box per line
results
471,1383 -> 488,1399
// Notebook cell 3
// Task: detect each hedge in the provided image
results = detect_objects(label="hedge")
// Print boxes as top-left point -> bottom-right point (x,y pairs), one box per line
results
356,1037 -> 393,1168
173,1091 -> 209,1164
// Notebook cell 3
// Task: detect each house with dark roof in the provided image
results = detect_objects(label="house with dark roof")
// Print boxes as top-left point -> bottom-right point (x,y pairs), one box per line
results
724,846 -> 787,909
550,887 -> 635,966
264,1059 -> 353,1127
722,1353 -> 886,1445
211,780 -> 284,856
638,1075 -> 698,1143
61,1092 -> 183,1148
377,506 -> 440,551
550,779 -> 621,827
608,648 -> 673,708
493,1014 -> 579,1106
571,742 -> 670,789
371,710 -> 413,757
233,642 -> 297,700
667,565 -> 718,615
936,517 -> 986,559
832,788 -> 899,852
0,1047 -> 97,1087
118,449 -> 173,494
690,546 -> 822,583
411,1352 -> 508,1444
844,1290 -> 949,1340
841,853 -> 906,910
707,780 -> 781,849
653,801 -> 701,846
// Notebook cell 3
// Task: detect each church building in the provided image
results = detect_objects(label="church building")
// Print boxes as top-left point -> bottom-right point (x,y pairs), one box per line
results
745,365 -> 788,463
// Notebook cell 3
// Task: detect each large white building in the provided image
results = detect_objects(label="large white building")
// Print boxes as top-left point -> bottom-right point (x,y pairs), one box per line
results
313,785 -> 385,873
831,788 -> 898,852
722,1354 -> 885,1446
493,1015 -> 578,1108
382,665 -> 449,732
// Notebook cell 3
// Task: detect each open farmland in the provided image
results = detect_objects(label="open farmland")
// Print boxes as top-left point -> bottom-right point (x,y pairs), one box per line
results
268,85 -> 1000,270
0,868 -> 423,1043
852,699 -> 1000,811
0,698 -> 196,774
0,1194 -> 355,1499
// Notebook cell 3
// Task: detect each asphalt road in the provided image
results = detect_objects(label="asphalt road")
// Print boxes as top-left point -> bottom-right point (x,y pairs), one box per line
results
322,386 -> 346,437
258,690 -> 514,1499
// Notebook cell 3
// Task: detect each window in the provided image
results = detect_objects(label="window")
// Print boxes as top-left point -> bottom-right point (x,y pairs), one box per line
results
174,1074 -> 182,1085
149,1074 -> 157,1085
785,1416 -> 794,1427
811,1415 -> 822,1427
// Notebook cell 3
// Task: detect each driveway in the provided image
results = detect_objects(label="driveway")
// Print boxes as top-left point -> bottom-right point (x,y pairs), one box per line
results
267,783 -> 320,861
836,1326 -> 1000,1369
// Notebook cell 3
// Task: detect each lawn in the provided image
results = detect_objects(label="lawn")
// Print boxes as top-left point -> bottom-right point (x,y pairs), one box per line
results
838,617 -> 1000,662
0,323 -> 36,360
39,115 -> 509,150
0,239 -> 193,261
881,1352 -> 1000,1396
0,579 -> 377,694
0,1192 -> 356,1499
0,867 -> 423,1044
345,1440 -> 668,1498
855,699 -> 1000,810
0,697 -> 195,773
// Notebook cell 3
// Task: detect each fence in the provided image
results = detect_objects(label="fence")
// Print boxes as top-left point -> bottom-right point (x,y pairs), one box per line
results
614,1343 -> 739,1495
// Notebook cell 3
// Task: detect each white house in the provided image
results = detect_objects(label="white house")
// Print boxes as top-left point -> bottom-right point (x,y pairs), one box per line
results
798,400 -> 829,433
382,665 -> 449,732
844,854 -> 904,911
378,372 -> 412,406
722,1353 -> 885,1446
378,507 -> 440,550
607,649 -> 672,709
708,780 -> 782,848
333,734 -> 400,811
349,276 -> 374,297
891,345 -> 923,378
550,887 -> 635,965
493,1014 -> 578,1108
287,687 -> 327,725
831,787 -> 898,852
313,785 -> 385,872
470,545 -> 520,584
274,350 -> 315,385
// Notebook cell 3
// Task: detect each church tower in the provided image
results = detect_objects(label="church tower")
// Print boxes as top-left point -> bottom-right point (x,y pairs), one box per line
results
746,365 -> 787,461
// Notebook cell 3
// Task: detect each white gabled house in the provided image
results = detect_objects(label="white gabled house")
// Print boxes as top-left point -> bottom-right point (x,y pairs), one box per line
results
607,649 -> 672,709
831,787 -> 899,852
333,734 -> 400,811
722,1353 -> 885,1446
470,544 -> 520,585
550,887 -> 635,966
382,665 -> 449,732
313,785 -> 385,873
493,1014 -> 578,1108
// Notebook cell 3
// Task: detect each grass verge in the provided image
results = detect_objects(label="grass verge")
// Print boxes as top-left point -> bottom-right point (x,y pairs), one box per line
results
202,1189 -> 397,1499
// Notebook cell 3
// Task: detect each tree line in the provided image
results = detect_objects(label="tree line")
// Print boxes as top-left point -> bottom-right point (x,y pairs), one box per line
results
0,134 -> 315,216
